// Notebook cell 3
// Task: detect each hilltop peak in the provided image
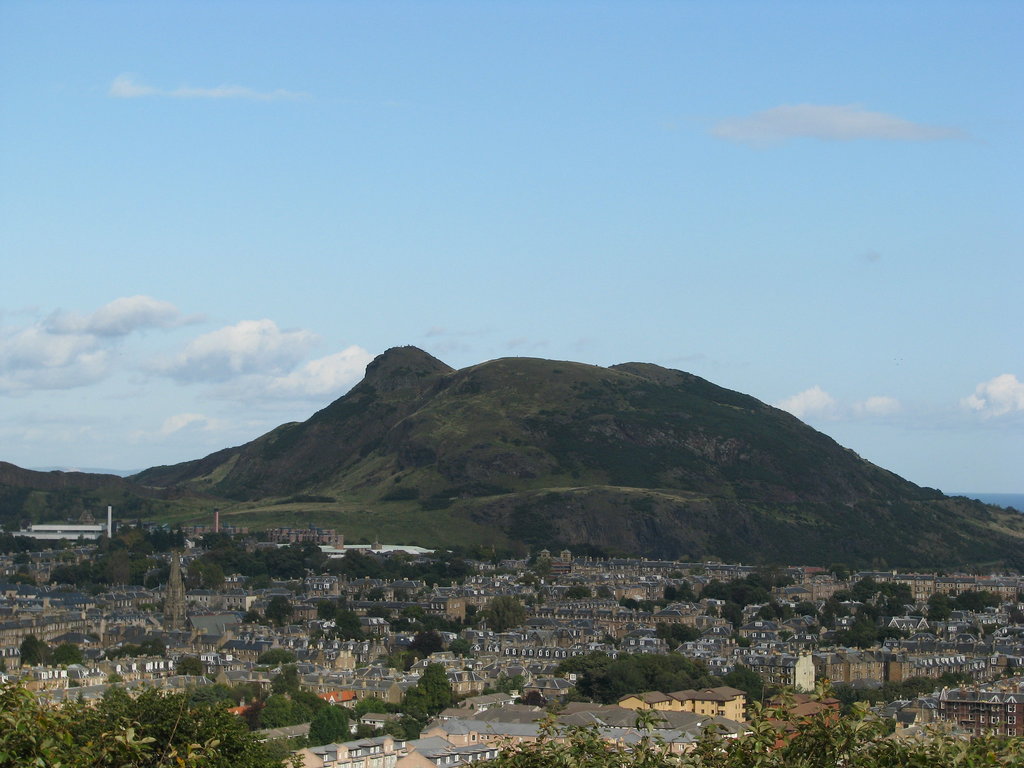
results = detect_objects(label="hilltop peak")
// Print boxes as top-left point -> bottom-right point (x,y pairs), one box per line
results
359,346 -> 454,394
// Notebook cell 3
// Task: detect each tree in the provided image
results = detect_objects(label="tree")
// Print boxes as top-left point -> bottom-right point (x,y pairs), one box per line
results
265,595 -> 293,627
568,652 -> 714,704
410,630 -> 443,657
495,672 -> 525,694
565,585 -> 592,599
953,589 -> 999,611
794,601 -> 818,618
633,708 -> 666,732
104,549 -> 132,585
316,600 -> 338,621
664,582 -> 696,602
176,655 -> 204,676
187,683 -> 236,707
309,706 -> 349,746
271,665 -> 301,696
448,637 -> 472,657
257,694 -> 297,729
834,615 -> 879,649
0,681 -> 286,767
258,648 -> 298,666
522,690 -> 547,707
929,593 -> 950,622
19,635 -> 48,666
188,558 -> 225,590
482,595 -> 526,633
333,609 -> 365,640
721,664 -> 766,702
51,642 -> 83,666
655,623 -> 700,645
403,663 -> 453,718
353,697 -> 394,717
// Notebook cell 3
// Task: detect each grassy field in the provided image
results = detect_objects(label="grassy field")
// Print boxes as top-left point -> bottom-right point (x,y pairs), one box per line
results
196,497 -> 513,550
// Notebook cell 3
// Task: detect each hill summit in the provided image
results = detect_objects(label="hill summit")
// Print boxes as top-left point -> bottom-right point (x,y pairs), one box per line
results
126,347 -> 1024,569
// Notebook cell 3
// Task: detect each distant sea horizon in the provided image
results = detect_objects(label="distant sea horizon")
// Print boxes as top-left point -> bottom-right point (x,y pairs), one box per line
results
953,492 -> 1024,512
31,466 -> 140,477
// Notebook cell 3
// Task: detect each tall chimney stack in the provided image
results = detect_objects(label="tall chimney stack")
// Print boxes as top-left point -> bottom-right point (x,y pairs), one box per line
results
107,505 -> 113,538
214,508 -> 220,534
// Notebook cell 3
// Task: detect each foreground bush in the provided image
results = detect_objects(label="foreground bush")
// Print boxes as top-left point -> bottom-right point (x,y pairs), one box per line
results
0,682 -> 291,767
488,699 -> 1022,768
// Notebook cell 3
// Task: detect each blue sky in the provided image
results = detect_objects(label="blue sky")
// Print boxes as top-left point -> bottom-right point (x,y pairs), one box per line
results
1,1 -> 1021,492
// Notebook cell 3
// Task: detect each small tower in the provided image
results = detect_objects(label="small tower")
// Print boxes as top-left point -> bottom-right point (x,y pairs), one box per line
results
164,551 -> 187,632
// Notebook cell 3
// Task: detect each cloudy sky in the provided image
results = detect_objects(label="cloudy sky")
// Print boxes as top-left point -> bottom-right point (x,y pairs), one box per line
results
1,2 -> 1021,492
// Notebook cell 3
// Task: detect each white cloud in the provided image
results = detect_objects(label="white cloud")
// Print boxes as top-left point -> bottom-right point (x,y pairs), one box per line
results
265,346 -> 373,398
158,319 -> 317,382
779,387 -> 905,422
854,395 -> 902,416
47,295 -> 196,336
776,385 -> 838,420
713,104 -> 967,145
0,325 -> 109,393
109,74 -> 308,101
108,74 -> 158,98
0,296 -> 195,393
159,412 -> 209,435
0,335 -> 109,393
962,374 -> 1024,417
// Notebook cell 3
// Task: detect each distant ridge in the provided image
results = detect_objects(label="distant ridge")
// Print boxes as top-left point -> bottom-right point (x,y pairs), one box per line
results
953,493 -> 1024,513
31,466 -> 141,477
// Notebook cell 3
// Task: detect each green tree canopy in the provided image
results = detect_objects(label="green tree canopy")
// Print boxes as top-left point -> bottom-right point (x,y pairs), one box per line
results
403,663 -> 453,718
655,623 -> 701,645
270,665 -> 301,696
410,630 -> 444,657
565,585 -> 592,599
309,705 -> 349,746
448,637 -> 473,657
953,589 -> 1000,611
176,655 -> 204,676
265,595 -> 294,627
19,635 -> 48,666
51,642 -> 83,666
482,595 -> 526,633
258,648 -> 298,666
0,682 -> 285,767
565,652 -> 716,704
258,693 -> 312,729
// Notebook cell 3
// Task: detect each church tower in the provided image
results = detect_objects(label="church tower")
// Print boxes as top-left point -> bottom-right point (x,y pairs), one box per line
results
164,551 -> 187,632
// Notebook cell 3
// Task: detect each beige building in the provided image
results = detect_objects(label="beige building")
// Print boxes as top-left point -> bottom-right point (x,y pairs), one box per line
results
295,735 -> 415,768
617,686 -> 747,722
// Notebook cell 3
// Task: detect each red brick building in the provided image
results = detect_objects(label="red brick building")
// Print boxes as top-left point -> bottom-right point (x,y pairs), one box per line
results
937,681 -> 1024,737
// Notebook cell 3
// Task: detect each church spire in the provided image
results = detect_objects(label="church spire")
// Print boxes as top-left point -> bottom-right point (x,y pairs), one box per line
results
164,551 -> 186,631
